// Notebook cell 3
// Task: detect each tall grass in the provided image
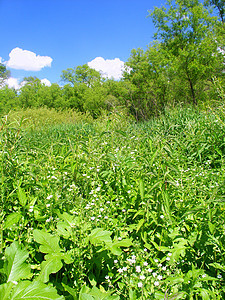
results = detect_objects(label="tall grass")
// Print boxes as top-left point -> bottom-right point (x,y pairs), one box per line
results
0,105 -> 224,299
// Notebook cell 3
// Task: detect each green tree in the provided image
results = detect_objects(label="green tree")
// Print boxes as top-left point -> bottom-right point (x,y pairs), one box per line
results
18,78 -> 42,108
82,84 -> 107,118
0,86 -> 17,114
61,64 -> 102,87
205,0 -> 225,22
149,0 -> 224,105
38,83 -> 63,109
61,84 -> 86,111
124,45 -> 170,120
0,63 -> 10,87
22,76 -> 39,83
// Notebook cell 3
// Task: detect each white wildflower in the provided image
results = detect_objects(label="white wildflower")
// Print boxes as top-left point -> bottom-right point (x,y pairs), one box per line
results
136,266 -> 141,273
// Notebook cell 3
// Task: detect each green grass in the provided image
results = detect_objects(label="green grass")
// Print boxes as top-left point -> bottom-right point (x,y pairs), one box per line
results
0,106 -> 224,299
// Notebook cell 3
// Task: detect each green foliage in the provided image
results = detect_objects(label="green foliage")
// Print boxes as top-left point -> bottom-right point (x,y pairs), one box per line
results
204,0 -> 225,22
1,1 -> 225,120
0,87 -> 17,114
0,105 -> 225,298
6,107 -> 93,129
0,242 -> 64,299
3,242 -> 31,283
61,64 -> 102,87
148,0 -> 224,105
0,64 -> 10,88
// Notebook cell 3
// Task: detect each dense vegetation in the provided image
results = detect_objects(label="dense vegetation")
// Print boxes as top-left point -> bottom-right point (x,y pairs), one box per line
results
1,103 -> 225,299
0,0 -> 225,299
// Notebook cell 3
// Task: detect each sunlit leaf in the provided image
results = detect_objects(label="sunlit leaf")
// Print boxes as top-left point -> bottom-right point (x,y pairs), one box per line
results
4,242 -> 31,283
10,280 -> 64,299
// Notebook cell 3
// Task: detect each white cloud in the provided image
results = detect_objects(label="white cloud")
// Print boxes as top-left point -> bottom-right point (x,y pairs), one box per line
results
88,57 -> 125,80
3,77 -> 51,89
0,57 -> 3,64
6,47 -> 53,71
6,77 -> 20,89
41,78 -> 51,86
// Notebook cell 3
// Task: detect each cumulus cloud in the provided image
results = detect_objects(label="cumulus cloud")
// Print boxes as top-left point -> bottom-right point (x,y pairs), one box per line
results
88,57 -> 126,80
41,78 -> 51,86
6,77 -> 20,89
6,47 -> 53,71
3,77 -> 51,89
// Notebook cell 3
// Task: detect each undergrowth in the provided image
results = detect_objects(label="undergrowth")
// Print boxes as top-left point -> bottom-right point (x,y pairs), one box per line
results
0,106 -> 224,299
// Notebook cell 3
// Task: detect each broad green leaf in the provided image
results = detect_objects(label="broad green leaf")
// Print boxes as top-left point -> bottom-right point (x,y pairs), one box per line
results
4,213 -> 22,230
17,187 -> 27,207
33,229 -> 62,254
38,253 -> 73,283
56,221 -> 72,239
38,253 -> 64,283
58,212 -> 78,228
108,245 -> 122,256
108,238 -> 133,255
79,286 -> 93,300
169,239 -> 187,264
10,280 -> 64,299
0,282 -> 14,300
200,289 -> 210,300
4,242 -> 31,283
112,238 -> 133,248
88,228 -> 112,246
90,286 -> 112,298
165,276 -> 184,285
79,294 -> 94,300
129,288 -> 136,300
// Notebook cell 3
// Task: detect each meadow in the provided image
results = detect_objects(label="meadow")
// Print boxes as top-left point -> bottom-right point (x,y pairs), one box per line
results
0,104 -> 225,299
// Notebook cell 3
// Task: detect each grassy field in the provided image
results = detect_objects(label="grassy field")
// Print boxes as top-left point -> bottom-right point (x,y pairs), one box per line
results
0,105 -> 225,299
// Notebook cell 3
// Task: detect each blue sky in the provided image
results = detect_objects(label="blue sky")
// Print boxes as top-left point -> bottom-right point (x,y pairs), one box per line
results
0,0 -> 164,88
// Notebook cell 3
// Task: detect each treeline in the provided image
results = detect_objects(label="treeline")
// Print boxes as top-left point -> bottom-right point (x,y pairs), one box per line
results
0,0 -> 225,121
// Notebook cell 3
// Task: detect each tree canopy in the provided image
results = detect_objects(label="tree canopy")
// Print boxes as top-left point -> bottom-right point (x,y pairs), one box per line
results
60,64 -> 102,87
0,0 -> 225,120
0,63 -> 10,87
